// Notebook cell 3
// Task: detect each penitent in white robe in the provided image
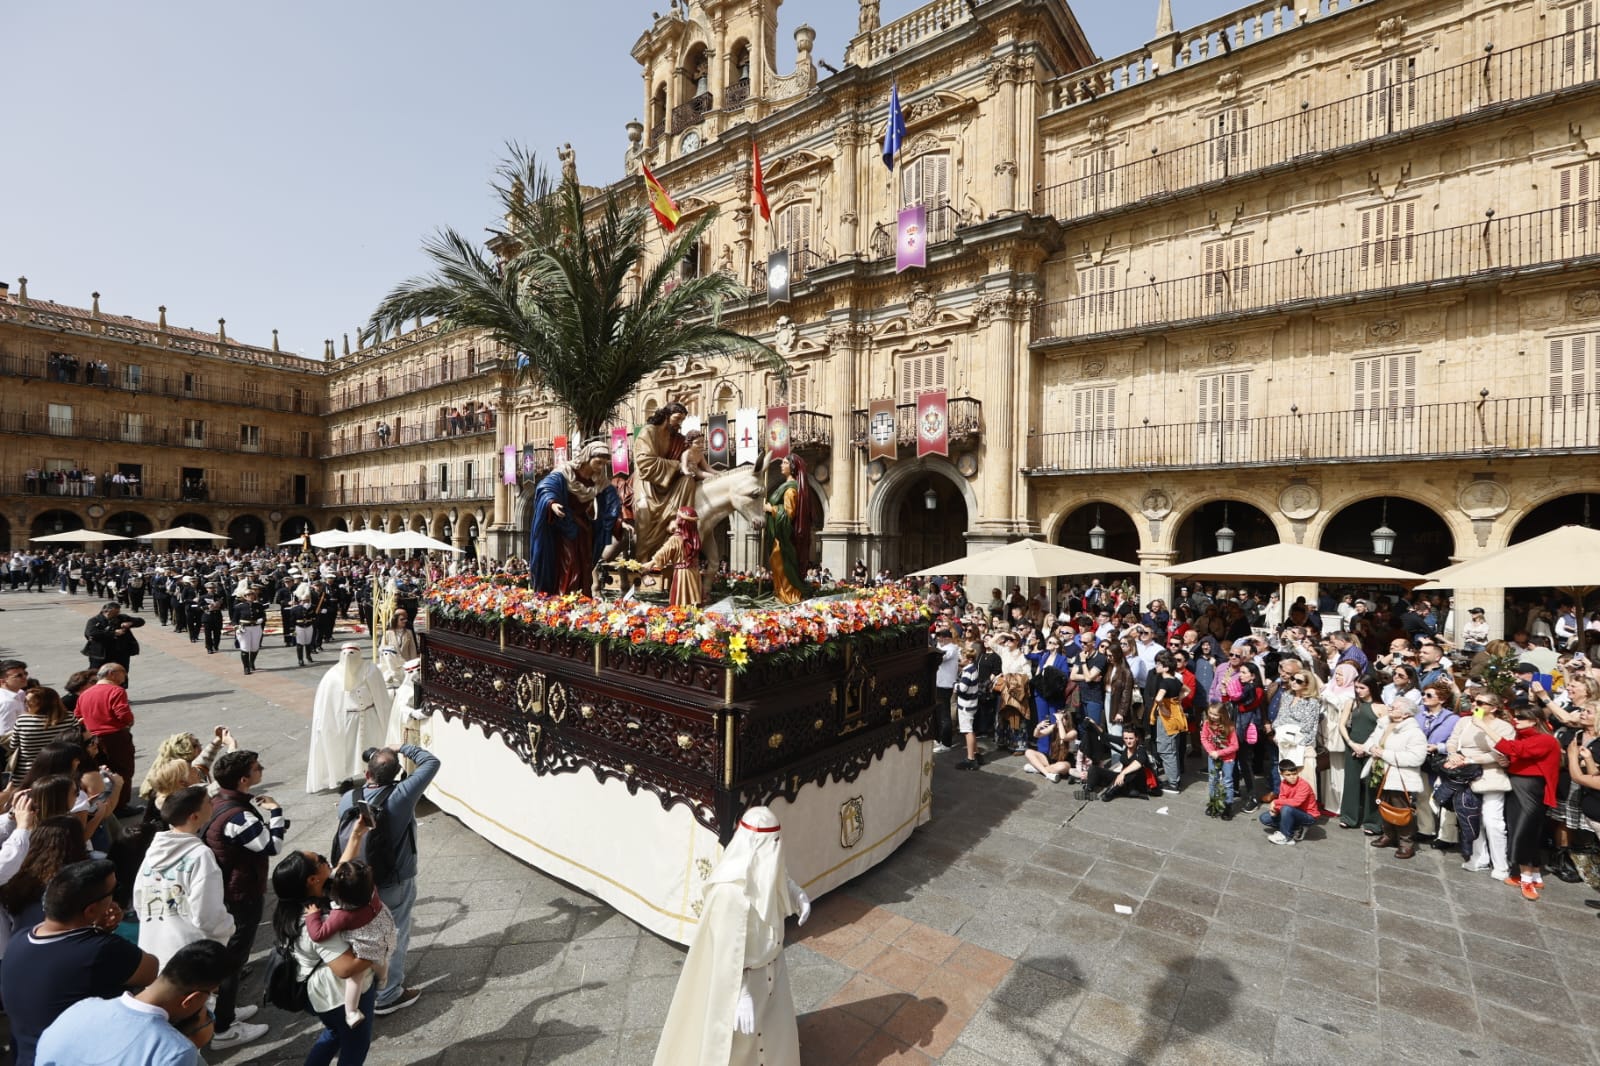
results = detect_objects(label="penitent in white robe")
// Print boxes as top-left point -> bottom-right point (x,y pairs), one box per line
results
386,664 -> 420,749
305,650 -> 390,793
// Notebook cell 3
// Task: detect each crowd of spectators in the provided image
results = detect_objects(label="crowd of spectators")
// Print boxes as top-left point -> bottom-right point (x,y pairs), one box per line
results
44,353 -> 112,384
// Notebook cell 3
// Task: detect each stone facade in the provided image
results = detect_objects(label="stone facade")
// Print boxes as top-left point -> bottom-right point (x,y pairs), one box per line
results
4,0 -> 1599,643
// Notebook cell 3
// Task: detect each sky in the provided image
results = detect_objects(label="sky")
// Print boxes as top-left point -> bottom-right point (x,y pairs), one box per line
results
2,1 -> 1239,358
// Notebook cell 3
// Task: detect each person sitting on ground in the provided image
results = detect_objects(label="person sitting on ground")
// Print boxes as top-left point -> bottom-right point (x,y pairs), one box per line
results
35,937 -> 233,1066
1022,712 -> 1076,783
1260,759 -> 1321,845
305,857 -> 396,1028
1088,731 -> 1159,802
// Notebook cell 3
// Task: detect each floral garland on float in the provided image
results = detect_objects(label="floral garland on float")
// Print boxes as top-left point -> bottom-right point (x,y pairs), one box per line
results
424,575 -> 931,672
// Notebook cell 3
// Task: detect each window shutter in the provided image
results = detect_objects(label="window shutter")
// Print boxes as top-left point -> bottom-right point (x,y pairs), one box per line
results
1550,337 -> 1567,412
1574,335 -> 1589,408
1072,388 -> 1088,434
1196,374 -> 1218,424
1233,237 -> 1251,293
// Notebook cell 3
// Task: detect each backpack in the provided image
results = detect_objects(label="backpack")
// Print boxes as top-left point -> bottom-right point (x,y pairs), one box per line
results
331,783 -> 412,888
262,939 -> 321,1013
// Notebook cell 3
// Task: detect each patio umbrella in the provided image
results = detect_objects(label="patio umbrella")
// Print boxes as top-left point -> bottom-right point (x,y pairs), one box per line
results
1414,525 -> 1600,594
29,529 -> 134,543
908,538 -> 1137,579
143,526 -> 230,541
372,530 -> 462,553
1156,543 -> 1426,586
280,529 -> 364,549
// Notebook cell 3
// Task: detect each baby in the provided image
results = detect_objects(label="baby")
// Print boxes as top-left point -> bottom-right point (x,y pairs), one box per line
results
305,859 -> 397,1026
679,429 -> 715,479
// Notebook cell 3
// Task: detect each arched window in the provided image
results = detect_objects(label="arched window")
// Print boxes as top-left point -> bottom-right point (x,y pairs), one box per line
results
651,84 -> 668,142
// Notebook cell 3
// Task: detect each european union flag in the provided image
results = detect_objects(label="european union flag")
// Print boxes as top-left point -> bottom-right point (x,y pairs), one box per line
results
882,81 -> 906,171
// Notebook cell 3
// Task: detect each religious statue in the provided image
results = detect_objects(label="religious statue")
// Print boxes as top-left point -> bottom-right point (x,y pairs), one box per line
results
632,401 -> 699,562
652,807 -> 809,1066
859,0 -> 882,34
529,440 -> 619,596
558,142 -> 578,187
648,506 -> 704,608
762,455 -> 814,605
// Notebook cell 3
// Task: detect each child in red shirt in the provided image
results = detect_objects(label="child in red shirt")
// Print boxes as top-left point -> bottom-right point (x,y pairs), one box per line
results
1258,759 -> 1322,845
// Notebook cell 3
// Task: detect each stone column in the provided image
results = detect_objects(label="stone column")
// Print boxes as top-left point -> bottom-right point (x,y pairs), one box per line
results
834,122 -> 862,255
1138,550 -> 1176,608
989,53 -> 1024,213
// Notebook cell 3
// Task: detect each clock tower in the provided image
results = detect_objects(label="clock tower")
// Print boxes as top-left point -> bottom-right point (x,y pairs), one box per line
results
627,0 -> 816,169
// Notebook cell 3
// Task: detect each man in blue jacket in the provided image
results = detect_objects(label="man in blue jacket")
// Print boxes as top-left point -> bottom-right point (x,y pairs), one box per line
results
335,744 -> 439,1016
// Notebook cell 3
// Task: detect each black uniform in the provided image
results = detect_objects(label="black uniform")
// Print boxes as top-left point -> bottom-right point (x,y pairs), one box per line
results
200,590 -> 225,652
151,574 -> 171,625
231,597 -> 268,674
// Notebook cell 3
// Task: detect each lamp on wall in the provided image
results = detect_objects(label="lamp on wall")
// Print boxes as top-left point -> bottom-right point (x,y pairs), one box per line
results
924,483 -> 938,511
1215,503 -> 1236,554
52,517 -> 64,533
122,517 -> 133,535
1371,497 -> 1397,559
1088,506 -> 1107,552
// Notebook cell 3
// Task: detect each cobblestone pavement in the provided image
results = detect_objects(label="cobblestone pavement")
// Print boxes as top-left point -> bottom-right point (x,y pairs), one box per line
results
2,590 -> 1591,1064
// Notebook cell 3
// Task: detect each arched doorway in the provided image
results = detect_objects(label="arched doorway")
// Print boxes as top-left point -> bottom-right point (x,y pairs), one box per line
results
105,511 -> 154,539
890,476 -> 968,575
1173,500 -> 1277,563
30,510 -> 83,539
1054,502 -> 1139,565
1319,497 -> 1454,575
0,514 -> 10,551
227,515 -> 265,548
172,514 -> 213,532
330,517 -> 349,532
1510,493 -> 1600,544
280,516 -> 316,542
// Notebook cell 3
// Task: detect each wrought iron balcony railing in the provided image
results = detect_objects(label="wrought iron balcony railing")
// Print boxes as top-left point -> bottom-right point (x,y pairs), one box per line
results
1034,203 -> 1600,344
324,418 -> 495,458
671,92 -> 714,134
0,349 -> 322,414
1024,394 -> 1600,475
869,204 -> 964,260
0,409 -> 319,459
311,477 -> 497,508
849,398 -> 983,449
0,474 -> 310,508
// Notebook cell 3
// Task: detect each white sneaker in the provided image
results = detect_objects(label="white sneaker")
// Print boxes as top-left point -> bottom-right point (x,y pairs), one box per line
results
1462,860 -> 1491,872
932,743 -> 952,753
1161,787 -> 1181,796
233,1004 -> 259,1023
210,1020 -> 269,1048
1045,772 -> 1061,783
1023,764 -> 1040,775
1267,831 -> 1289,845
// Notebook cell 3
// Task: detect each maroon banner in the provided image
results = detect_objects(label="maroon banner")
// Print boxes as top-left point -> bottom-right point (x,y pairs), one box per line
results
765,405 -> 791,460
916,391 -> 948,458
867,398 -> 897,462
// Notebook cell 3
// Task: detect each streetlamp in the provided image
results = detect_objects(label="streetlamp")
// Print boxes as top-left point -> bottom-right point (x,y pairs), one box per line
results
1215,503 -> 1236,554
924,484 -> 938,510
1371,497 -> 1397,559
1088,506 -> 1106,552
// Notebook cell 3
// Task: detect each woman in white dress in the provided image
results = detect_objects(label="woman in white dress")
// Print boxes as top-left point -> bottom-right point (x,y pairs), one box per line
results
1320,660 -> 1360,815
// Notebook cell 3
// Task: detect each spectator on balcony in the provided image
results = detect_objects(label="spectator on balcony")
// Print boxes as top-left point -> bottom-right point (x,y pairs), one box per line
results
25,468 -> 40,494
375,421 -> 391,446
447,407 -> 463,436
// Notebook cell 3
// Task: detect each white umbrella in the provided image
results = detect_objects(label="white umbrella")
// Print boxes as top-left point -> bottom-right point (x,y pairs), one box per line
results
1415,525 -> 1600,593
289,529 -> 369,549
29,529 -> 134,543
143,526 -> 230,541
1157,543 -> 1426,585
908,538 -> 1137,579
373,530 -> 463,553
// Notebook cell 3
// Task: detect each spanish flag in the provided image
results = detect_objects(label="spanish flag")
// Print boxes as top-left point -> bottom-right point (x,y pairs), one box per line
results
752,140 -> 771,222
641,163 -> 681,233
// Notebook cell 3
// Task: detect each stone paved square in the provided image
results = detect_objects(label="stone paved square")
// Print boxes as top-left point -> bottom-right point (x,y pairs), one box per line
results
0,590 -> 1592,1064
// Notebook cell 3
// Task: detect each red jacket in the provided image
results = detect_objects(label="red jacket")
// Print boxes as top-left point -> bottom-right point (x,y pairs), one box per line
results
1495,727 -> 1562,807
1273,776 -> 1322,819
74,682 -> 134,735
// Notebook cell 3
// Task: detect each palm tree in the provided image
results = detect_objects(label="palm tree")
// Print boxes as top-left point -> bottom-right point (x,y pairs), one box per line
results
366,146 -> 781,440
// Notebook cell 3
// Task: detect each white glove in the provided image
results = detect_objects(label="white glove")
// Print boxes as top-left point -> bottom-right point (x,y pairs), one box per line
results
787,878 -> 810,926
734,981 -> 756,1035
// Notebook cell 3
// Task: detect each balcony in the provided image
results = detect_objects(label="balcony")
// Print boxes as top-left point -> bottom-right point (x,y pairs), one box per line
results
1024,394 -> 1600,476
327,362 -> 490,414
324,417 -> 496,458
311,477 -> 498,508
671,92 -> 713,134
868,204 -> 965,260
0,409 -> 319,460
0,474 -> 309,508
725,78 -> 751,108
1034,203 -> 1600,345
1040,26 -> 1600,224
849,398 -> 983,449
0,349 -> 322,414
852,0 -> 973,65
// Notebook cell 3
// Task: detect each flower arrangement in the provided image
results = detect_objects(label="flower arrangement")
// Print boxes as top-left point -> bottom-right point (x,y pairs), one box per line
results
424,576 -> 932,672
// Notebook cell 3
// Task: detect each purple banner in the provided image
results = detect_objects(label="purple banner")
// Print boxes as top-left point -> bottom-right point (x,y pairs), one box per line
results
896,204 -> 927,273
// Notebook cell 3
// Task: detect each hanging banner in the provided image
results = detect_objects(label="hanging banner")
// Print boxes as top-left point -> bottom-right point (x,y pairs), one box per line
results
502,446 -> 517,486
896,204 -> 927,273
553,434 -> 569,466
735,407 -> 760,466
708,414 -> 730,468
609,427 -> 631,475
521,444 -> 538,481
765,405 -> 791,460
916,390 -> 948,458
767,250 -> 791,306
868,398 -> 898,462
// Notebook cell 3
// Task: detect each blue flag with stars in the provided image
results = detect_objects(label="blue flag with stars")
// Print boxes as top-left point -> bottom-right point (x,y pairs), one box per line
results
882,81 -> 906,171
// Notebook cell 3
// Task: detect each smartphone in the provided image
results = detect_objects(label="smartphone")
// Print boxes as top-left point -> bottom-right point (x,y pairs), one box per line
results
356,800 -> 379,824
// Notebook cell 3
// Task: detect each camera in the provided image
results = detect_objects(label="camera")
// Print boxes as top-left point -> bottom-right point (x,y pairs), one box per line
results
362,747 -> 380,763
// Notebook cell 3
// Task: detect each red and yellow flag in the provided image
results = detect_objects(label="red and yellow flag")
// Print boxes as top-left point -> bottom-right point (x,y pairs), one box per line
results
752,140 -> 771,222
641,163 -> 681,232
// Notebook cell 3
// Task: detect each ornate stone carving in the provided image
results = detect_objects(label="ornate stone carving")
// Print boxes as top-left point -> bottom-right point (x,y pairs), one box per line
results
1141,489 -> 1173,520
1573,290 -> 1600,317
1370,319 -> 1401,340
907,289 -> 936,328
993,160 -> 1018,176
1088,115 -> 1109,142
1210,340 -> 1237,361
1458,480 -> 1510,520
972,289 -> 1039,326
1377,15 -> 1408,46
1216,71 -> 1241,97
1278,483 -> 1321,521
773,315 -> 799,355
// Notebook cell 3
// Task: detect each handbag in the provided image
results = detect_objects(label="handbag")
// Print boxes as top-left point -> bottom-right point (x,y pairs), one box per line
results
1156,698 -> 1188,736
1377,786 -> 1414,826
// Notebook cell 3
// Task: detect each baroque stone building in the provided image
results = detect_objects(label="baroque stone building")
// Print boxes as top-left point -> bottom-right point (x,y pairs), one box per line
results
4,0 -> 1599,643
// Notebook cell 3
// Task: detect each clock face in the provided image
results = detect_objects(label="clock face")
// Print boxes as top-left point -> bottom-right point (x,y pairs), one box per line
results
680,130 -> 702,153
